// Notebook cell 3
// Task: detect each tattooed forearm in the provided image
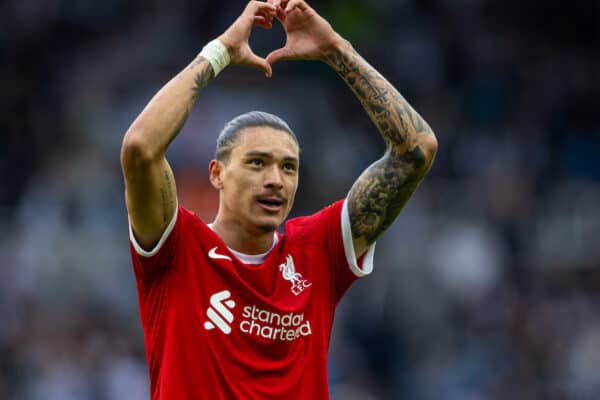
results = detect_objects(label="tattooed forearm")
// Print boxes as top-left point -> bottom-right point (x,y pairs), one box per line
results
161,58 -> 214,146
325,43 -> 434,145
191,57 -> 214,99
164,58 -> 213,146
325,41 -> 437,248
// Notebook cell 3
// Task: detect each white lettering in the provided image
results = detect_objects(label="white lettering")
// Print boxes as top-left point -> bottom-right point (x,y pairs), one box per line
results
261,325 -> 273,338
258,309 -> 270,322
298,321 -> 312,336
281,312 -> 293,327
292,314 -> 303,326
238,319 -> 312,341
249,319 -> 261,336
208,291 -> 313,342
240,320 -> 250,333
286,329 -> 296,341
278,328 -> 288,341
236,306 -> 312,341
269,312 -> 281,326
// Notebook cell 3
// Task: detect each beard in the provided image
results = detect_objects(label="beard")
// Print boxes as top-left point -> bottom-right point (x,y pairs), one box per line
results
257,222 -> 278,233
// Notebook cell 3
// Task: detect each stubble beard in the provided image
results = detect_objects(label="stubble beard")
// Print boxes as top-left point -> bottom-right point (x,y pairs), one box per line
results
257,222 -> 278,233
254,204 -> 288,234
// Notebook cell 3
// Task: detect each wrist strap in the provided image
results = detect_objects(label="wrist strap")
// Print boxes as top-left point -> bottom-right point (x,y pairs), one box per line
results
199,39 -> 230,77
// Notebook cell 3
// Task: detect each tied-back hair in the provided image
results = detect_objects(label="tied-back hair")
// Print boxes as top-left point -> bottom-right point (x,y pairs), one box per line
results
215,111 -> 299,162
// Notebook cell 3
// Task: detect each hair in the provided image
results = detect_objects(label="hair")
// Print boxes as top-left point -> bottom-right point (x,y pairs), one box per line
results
215,111 -> 299,162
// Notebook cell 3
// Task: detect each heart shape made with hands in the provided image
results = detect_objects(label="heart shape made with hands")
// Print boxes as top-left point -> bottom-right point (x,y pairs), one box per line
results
218,0 -> 340,78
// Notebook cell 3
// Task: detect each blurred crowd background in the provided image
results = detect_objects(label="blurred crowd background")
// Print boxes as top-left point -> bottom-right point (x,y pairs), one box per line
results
2,0 -> 599,399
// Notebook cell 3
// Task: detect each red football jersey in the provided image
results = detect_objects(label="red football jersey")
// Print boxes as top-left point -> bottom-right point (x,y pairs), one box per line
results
128,199 -> 375,399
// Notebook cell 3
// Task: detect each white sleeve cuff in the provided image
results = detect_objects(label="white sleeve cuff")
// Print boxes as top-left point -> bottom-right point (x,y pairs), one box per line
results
341,199 -> 375,278
129,204 -> 179,258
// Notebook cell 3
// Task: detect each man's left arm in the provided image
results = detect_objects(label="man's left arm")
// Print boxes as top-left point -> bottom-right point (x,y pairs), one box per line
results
325,41 -> 438,257
266,0 -> 438,257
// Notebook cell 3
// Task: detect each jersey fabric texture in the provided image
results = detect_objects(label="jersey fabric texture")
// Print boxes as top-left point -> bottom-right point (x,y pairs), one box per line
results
128,199 -> 375,400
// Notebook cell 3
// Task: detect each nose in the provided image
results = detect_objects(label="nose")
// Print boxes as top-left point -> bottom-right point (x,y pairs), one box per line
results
263,165 -> 283,189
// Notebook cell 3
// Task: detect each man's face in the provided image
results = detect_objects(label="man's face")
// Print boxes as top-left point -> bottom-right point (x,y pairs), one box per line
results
213,126 -> 300,234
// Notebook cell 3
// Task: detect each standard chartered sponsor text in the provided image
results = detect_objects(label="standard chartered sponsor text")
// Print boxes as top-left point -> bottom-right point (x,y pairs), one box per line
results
240,305 -> 312,341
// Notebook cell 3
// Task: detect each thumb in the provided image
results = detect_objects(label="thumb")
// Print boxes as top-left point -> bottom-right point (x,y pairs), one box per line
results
245,49 -> 273,78
266,46 -> 294,65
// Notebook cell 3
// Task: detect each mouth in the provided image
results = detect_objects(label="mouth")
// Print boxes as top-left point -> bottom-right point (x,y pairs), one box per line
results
256,196 -> 285,213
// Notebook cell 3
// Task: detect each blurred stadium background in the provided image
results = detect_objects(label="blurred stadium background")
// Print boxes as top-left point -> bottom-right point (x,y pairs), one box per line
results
1,0 -> 599,399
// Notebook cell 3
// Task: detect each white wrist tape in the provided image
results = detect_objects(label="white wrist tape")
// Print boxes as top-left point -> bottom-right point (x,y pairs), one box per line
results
199,39 -> 230,77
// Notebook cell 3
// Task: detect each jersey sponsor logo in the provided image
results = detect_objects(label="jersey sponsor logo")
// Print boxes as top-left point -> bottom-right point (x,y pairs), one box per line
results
279,255 -> 312,295
208,246 -> 232,262
203,290 -> 313,341
204,290 -> 236,334
240,305 -> 312,341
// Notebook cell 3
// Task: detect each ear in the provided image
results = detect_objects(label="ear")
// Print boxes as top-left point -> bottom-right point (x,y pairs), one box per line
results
209,160 -> 224,190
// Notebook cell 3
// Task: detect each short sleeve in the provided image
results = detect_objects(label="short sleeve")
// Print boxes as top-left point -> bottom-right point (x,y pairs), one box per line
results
128,205 -> 183,285
341,199 -> 375,278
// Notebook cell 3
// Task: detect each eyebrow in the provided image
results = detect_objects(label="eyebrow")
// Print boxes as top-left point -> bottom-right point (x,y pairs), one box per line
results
244,151 -> 299,164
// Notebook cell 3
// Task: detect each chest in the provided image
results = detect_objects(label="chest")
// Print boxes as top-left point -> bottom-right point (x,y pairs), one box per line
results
163,242 -> 329,344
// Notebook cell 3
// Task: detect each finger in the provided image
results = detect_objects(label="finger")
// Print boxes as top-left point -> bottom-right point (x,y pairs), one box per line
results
275,9 -> 286,21
273,0 -> 288,19
246,50 -> 273,78
266,46 -> 294,65
253,16 -> 273,29
253,3 -> 283,26
247,1 -> 277,16
285,0 -> 308,13
257,8 -> 275,22
275,7 -> 286,21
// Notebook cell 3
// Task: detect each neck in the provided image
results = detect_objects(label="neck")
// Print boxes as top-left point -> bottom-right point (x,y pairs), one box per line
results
211,215 -> 275,254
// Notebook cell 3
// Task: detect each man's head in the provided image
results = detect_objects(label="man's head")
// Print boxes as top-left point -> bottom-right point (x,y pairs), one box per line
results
209,111 -> 300,234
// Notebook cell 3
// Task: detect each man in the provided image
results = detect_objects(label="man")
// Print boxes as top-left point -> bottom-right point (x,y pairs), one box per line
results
120,0 -> 437,399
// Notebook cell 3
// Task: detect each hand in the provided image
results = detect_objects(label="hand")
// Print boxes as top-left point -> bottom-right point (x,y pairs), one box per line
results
218,1 -> 278,77
266,0 -> 344,65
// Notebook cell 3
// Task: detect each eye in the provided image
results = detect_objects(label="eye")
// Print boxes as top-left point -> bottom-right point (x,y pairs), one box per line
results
248,159 -> 264,167
282,163 -> 297,173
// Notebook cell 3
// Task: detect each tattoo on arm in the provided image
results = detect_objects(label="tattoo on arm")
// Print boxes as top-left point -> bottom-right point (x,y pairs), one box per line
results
159,170 -> 175,224
326,43 -> 436,245
164,57 -> 215,147
191,57 -> 214,100
348,149 -> 426,243
325,45 -> 434,143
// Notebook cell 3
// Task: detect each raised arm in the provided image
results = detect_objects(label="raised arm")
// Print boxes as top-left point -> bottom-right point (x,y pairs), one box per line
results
121,2 -> 277,250
325,43 -> 437,256
267,0 -> 438,257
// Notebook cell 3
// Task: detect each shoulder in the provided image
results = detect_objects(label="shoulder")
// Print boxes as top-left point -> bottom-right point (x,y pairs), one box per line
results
130,204 -> 209,256
284,199 -> 345,238
178,205 -> 202,224
176,205 -> 215,239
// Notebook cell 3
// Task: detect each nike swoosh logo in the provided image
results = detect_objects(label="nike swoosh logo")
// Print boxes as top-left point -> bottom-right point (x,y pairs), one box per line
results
208,247 -> 232,262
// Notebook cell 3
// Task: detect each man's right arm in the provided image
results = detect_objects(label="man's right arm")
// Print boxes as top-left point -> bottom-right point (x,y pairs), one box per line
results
120,58 -> 214,250
121,1 -> 277,250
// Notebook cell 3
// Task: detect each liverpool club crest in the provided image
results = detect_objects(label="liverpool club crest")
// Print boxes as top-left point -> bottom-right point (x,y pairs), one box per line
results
279,255 -> 312,295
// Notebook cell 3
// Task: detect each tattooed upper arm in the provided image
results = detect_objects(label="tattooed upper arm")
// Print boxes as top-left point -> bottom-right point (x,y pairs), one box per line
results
325,41 -> 438,256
